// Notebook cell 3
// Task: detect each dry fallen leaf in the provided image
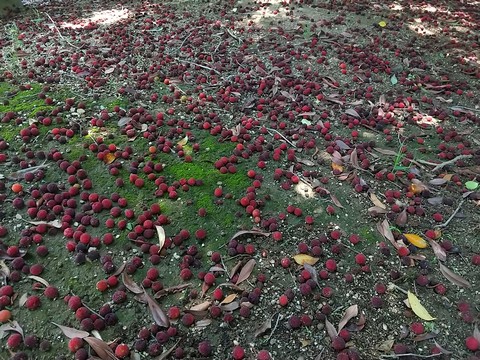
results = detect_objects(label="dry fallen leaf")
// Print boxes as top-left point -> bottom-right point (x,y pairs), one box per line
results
27,275 -> 49,287
325,318 -> 338,340
293,254 -> 319,265
53,322 -> 89,339
220,293 -> 237,305
143,290 -> 170,328
155,225 -> 166,252
403,233 -> 428,249
103,152 -> 116,165
338,305 -> 358,332
235,259 -> 256,285
84,337 -> 119,360
0,321 -> 24,338
407,291 -> 435,321
370,193 -> 386,209
254,316 -> 272,338
438,263 -> 471,288
377,339 -> 394,352
428,239 -> 447,261
122,272 -> 143,294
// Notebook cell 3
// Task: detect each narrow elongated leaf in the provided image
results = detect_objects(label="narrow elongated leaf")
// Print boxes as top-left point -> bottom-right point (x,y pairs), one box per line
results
189,301 -> 212,312
377,220 -> 399,249
229,260 -> 243,280
303,263 -> 319,289
337,305 -> 358,332
345,108 -> 360,118
155,340 -> 181,360
122,272 -> 143,294
27,275 -> 49,287
155,225 -> 166,252
330,194 -> 344,208
293,254 -> 319,265
220,294 -> 237,305
21,219 -> 62,228
254,317 -> 272,338
84,337 -> 118,360
474,324 -> 480,342
439,263 -> 471,288
427,196 -> 444,205
407,291 -> 435,321
374,148 -> 397,156
0,321 -> 24,338
395,209 -> 408,227
428,239 -> 447,261
429,178 -> 448,186
368,206 -> 388,216
154,283 -> 191,298
335,139 -> 351,150
52,323 -> 89,339
230,229 -> 270,242
350,148 -> 359,168
220,301 -> 240,312
143,290 -> 170,327
325,318 -> 338,340
235,259 -> 256,285
433,340 -> 453,355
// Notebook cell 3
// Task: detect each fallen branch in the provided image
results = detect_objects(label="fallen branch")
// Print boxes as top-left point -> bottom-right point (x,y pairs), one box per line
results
261,127 -> 297,148
434,199 -> 465,228
418,154 -> 473,172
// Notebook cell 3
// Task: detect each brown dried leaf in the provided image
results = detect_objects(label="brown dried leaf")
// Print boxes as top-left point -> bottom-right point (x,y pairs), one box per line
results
0,260 -> 10,280
155,225 -> 166,252
330,194 -> 344,208
220,300 -> 240,312
395,209 -> 408,227
429,178 -> 448,186
143,290 -> 170,327
427,196 -> 444,205
439,263 -> 471,288
216,283 -> 244,292
370,193 -> 386,209
337,305 -> 358,333
377,220 -> 399,249
368,206 -> 389,216
229,229 -> 270,243
474,324 -> 480,342
27,275 -> 49,287
154,283 -> 191,299
155,339 -> 181,360
52,322 -> 89,339
22,219 -> 63,229
297,158 -> 315,166
254,316 -> 272,338
229,260 -> 243,280
335,139 -> 351,150
0,321 -> 23,338
345,108 -> 360,118
293,254 -> 319,265
220,294 -> 237,305
427,239 -> 447,261
374,148 -> 398,156
433,340 -> 453,355
350,148 -> 359,168
413,332 -> 437,342
189,301 -> 212,312
235,259 -> 256,285
377,339 -> 394,352
325,318 -> 338,340
103,153 -> 116,165
303,263 -> 319,289
111,262 -> 126,277
209,266 -> 226,273
195,319 -> 212,328
84,337 -> 118,360
122,272 -> 143,294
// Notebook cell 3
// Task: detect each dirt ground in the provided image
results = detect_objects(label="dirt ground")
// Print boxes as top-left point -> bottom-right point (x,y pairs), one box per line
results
0,0 -> 479,359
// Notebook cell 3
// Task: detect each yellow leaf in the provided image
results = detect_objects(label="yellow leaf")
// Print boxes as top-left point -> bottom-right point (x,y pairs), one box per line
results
177,135 -> 189,146
293,254 -> 319,265
331,162 -> 344,172
404,233 -> 428,249
407,291 -> 435,321
220,293 -> 237,305
378,21 -> 387,28
103,152 -> 116,165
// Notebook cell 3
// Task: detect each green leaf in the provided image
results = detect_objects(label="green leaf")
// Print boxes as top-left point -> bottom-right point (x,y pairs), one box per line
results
465,181 -> 479,190
390,74 -> 398,85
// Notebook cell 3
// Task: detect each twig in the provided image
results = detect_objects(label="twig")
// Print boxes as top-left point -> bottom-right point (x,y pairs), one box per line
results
388,282 -> 408,295
265,313 -> 282,342
225,28 -> 241,44
261,127 -> 297,148
380,353 -> 442,359
427,154 -> 472,172
43,12 -> 81,49
174,58 -> 220,74
434,199 -> 465,228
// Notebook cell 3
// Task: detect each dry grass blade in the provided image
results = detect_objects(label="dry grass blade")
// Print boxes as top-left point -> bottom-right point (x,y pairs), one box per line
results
235,259 -> 256,285
337,305 -> 358,333
143,290 -> 170,327
52,322 -> 89,339
84,337 -> 119,360
438,263 -> 471,288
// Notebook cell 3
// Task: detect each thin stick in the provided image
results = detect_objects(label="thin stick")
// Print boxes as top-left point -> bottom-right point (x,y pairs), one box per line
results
434,199 -> 465,228
265,313 -> 282,342
431,154 -> 472,172
43,12 -> 81,49
174,58 -> 220,74
388,282 -> 408,295
380,353 -> 442,359
262,127 -> 297,148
